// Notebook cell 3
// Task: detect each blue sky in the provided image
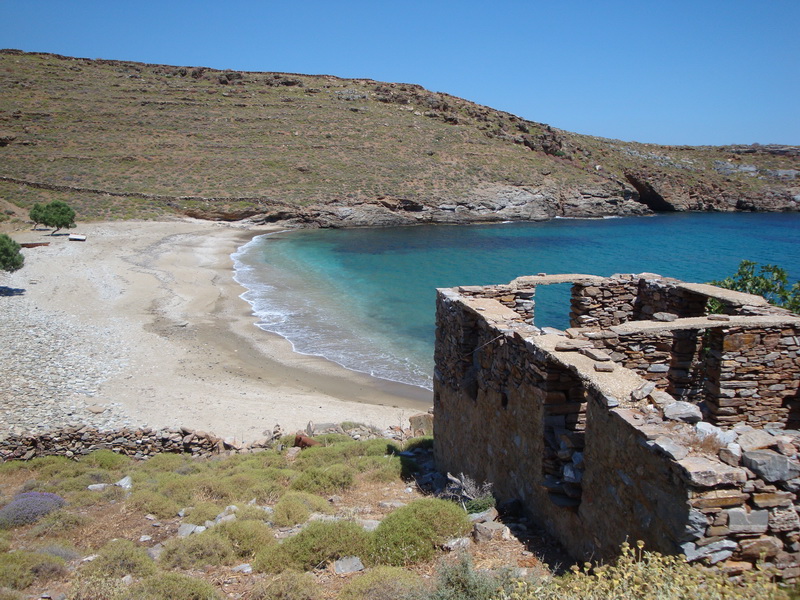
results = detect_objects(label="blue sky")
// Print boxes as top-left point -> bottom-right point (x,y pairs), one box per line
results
2,0 -> 798,146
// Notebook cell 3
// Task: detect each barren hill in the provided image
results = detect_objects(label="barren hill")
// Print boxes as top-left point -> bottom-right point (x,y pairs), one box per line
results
0,49 -> 797,227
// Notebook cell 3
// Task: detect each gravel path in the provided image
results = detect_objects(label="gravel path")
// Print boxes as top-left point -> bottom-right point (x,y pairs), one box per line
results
0,291 -> 142,439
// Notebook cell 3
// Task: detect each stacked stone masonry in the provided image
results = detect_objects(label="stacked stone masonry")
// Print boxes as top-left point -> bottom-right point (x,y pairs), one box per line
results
434,273 -> 800,579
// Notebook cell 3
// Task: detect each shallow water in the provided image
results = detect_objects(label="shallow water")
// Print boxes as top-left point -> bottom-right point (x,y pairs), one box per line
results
232,213 -> 800,390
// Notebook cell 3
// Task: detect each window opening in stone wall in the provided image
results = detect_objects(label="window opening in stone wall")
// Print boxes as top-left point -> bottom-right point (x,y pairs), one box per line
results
532,283 -> 572,330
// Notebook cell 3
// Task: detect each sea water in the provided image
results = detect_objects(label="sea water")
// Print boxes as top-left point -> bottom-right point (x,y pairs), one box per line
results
232,213 -> 800,390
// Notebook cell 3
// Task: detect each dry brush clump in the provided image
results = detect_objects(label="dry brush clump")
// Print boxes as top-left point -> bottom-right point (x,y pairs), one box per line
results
494,541 -> 787,600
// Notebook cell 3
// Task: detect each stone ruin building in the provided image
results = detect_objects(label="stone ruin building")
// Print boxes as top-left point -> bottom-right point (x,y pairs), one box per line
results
433,272 -> 800,579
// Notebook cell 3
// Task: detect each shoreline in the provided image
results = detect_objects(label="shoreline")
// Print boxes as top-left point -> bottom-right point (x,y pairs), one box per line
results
0,220 -> 432,442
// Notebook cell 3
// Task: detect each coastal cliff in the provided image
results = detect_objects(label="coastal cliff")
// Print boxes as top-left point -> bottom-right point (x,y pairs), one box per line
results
0,49 -> 797,228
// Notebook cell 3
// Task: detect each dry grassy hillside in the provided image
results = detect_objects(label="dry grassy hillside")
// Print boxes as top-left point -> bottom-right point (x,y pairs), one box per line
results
0,50 -> 797,227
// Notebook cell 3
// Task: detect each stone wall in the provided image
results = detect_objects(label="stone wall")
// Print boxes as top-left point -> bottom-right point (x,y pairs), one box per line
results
434,274 -> 800,578
0,426 -> 270,461
705,325 -> 800,427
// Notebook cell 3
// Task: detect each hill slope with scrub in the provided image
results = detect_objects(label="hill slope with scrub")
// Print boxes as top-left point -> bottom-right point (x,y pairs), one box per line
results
0,49 -> 798,228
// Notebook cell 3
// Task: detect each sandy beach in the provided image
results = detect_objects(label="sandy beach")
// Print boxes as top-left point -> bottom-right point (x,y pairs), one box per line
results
0,220 -> 432,441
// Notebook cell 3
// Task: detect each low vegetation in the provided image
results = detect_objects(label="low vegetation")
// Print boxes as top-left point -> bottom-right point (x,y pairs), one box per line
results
0,436 -> 791,599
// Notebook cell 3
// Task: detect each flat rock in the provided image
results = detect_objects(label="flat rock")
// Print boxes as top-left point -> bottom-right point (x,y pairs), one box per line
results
742,449 -> 800,482
677,456 -> 746,487
580,347 -> 611,361
631,382 -> 656,401
727,507 -> 769,533
594,362 -> 616,372
358,519 -> 381,532
554,340 -> 591,352
177,523 -> 205,537
652,436 -> 689,460
652,312 -> 678,322
333,556 -> 364,575
232,563 -> 253,574
473,521 -> 508,542
443,537 -> 472,551
739,536 -> 783,559
663,401 -> 702,423
681,539 -> 737,562
468,507 -> 499,523
738,430 -> 777,452
649,390 -> 675,406
719,443 -> 742,466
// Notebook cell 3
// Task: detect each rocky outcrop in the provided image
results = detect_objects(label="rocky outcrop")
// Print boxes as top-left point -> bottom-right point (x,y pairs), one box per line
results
624,168 -> 800,213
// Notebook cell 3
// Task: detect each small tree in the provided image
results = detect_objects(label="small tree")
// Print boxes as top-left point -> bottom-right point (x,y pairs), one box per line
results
0,234 -> 24,272
711,260 -> 800,314
40,200 -> 76,235
29,203 -> 46,230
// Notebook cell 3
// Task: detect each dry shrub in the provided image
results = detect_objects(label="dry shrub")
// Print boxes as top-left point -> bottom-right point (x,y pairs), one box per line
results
125,573 -> 223,600
159,531 -> 235,569
494,541 -> 787,600
250,570 -> 322,600
81,539 -> 156,579
0,551 -> 66,590
214,519 -> 276,559
339,566 -> 426,600
272,491 -> 332,527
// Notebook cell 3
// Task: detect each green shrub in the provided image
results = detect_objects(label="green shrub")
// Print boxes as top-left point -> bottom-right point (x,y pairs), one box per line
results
30,509 -> 89,537
339,566 -> 426,600
0,551 -> 66,590
245,480 -> 285,504
214,519 -> 276,559
235,504 -> 274,522
249,570 -> 322,600
127,490 -> 181,519
82,539 -> 156,578
160,531 -> 235,569
371,499 -> 471,566
290,464 -> 355,494
357,455 -> 403,482
81,449 -> 131,470
430,553 -> 511,600
183,501 -> 224,525
137,452 -> 193,473
464,495 -> 496,514
272,491 -> 332,527
125,573 -> 223,600
254,520 -> 370,573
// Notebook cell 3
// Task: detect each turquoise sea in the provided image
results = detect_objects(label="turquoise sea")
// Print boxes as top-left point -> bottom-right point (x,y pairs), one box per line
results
232,213 -> 800,390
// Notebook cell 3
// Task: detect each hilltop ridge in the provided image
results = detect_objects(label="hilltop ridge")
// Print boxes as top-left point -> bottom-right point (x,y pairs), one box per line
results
0,49 -> 797,227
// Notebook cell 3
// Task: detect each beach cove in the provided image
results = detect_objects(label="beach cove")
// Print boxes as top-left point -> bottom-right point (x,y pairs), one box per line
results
0,220 -> 430,441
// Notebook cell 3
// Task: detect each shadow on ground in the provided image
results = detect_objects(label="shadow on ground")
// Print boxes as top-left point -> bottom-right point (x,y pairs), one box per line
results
0,286 -> 25,296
